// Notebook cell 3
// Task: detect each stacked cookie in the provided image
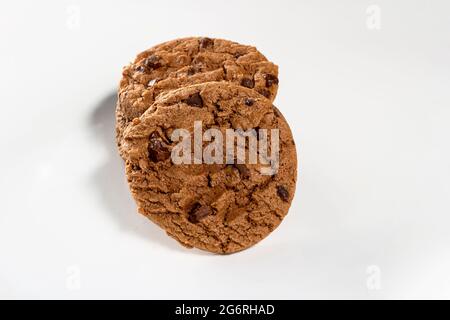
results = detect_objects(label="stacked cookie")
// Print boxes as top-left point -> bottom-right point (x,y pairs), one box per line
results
116,37 -> 297,254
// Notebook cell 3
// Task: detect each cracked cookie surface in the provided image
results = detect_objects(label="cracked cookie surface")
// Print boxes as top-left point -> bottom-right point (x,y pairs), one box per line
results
122,82 -> 296,254
116,37 -> 279,158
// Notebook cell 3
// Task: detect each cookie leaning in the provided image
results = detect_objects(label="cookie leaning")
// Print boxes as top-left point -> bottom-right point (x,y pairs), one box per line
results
122,82 -> 296,254
116,37 -> 279,158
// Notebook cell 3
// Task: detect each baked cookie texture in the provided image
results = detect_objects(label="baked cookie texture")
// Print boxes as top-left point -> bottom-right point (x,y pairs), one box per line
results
116,37 -> 279,158
122,82 -> 297,254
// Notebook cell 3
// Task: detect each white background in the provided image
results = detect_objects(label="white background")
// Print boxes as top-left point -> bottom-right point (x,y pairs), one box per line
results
1,0 -> 449,299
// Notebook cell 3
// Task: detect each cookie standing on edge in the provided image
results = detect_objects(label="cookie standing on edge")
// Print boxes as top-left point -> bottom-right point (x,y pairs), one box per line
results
122,82 -> 296,254
116,37 -> 279,158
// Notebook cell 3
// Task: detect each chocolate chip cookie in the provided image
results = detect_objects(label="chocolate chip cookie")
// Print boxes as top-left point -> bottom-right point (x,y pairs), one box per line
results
122,82 -> 296,254
116,37 -> 279,158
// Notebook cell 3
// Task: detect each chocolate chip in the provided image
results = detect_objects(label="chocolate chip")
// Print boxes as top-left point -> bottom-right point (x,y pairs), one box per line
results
148,132 -> 170,162
144,55 -> 162,69
260,89 -> 271,98
185,92 -> 203,107
241,78 -> 255,89
188,204 -> 211,223
187,67 -> 196,75
244,98 -> 255,106
265,74 -> 279,87
199,37 -> 214,49
276,185 -> 289,202
135,65 -> 146,73
235,164 -> 250,179
234,52 -> 244,59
